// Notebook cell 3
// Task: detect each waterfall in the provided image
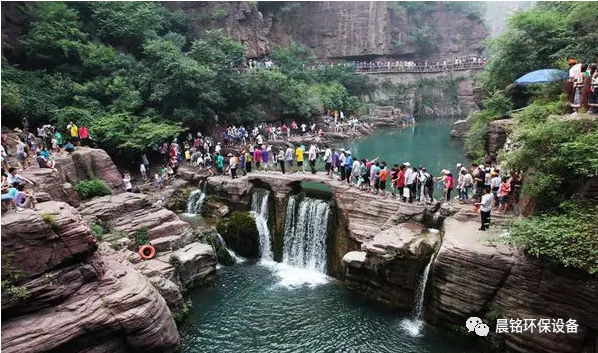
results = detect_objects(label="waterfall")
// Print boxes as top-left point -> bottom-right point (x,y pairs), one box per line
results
414,254 -> 435,320
282,195 -> 330,273
185,189 -> 206,215
400,253 -> 436,337
251,189 -> 272,260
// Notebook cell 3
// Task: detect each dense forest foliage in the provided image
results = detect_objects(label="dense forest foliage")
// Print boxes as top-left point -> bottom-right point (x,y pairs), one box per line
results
1,2 -> 370,155
465,2 -> 598,274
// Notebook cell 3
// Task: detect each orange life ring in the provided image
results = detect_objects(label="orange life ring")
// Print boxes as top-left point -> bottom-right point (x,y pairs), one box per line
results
139,245 -> 156,260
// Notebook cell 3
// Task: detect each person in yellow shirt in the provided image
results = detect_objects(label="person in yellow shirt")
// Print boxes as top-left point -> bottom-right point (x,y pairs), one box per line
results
295,145 -> 305,173
67,121 -> 79,146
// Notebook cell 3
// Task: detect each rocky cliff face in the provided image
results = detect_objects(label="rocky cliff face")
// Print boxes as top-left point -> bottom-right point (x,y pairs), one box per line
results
366,70 -> 481,118
165,1 -> 488,59
428,217 -> 598,353
1,202 -> 180,353
1,149 -> 220,353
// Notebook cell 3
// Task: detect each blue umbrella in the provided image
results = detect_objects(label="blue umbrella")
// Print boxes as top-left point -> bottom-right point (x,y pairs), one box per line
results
515,69 -> 568,85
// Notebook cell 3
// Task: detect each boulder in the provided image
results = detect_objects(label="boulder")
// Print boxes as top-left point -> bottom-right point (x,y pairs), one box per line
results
20,168 -> 80,206
1,201 -> 96,279
1,257 -> 180,353
163,243 -> 217,288
216,211 -> 260,259
0,202 -> 180,353
79,193 -> 190,241
486,119 -> 514,161
450,118 -> 470,139
343,222 -> 440,309
54,147 -> 124,191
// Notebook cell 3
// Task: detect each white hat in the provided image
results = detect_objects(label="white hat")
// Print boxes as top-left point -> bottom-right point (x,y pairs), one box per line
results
404,162 -> 411,167
340,148 -> 345,152
217,142 -> 220,145
346,151 -> 351,154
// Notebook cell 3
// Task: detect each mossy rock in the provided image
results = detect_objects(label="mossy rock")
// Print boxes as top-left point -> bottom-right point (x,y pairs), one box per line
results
165,188 -> 193,213
216,211 -> 260,258
206,233 -> 235,266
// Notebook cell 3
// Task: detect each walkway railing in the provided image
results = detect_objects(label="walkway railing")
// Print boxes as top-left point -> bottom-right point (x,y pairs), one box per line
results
354,62 -> 486,74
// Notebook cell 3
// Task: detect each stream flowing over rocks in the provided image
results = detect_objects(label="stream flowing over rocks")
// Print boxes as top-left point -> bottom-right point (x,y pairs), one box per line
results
205,172 -> 598,353
1,148 -> 597,353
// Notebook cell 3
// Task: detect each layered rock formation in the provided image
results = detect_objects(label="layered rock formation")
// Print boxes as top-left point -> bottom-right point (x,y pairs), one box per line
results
165,2 -> 488,60
366,70 -> 481,118
428,217 -> 598,353
16,147 -> 125,208
1,148 -> 222,353
343,222 -> 440,308
1,202 -> 180,353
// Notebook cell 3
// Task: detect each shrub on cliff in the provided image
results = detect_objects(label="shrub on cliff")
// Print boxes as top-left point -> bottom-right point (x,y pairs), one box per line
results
74,179 -> 111,199
507,202 -> 598,274
216,211 -> 260,259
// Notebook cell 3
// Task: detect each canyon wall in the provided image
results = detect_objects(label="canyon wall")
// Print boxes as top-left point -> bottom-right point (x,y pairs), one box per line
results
164,1 -> 488,60
365,69 -> 481,118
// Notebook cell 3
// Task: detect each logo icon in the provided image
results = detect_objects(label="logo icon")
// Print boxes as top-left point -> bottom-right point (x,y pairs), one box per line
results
466,317 -> 489,336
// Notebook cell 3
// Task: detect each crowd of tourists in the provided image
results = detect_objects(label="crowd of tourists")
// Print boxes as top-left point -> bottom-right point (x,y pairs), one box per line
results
566,58 -> 598,115
241,56 -> 487,74
0,119 -> 89,212
304,56 -> 487,72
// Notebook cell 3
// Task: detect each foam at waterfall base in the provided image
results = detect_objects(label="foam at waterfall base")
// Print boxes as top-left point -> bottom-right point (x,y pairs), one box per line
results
259,260 -> 329,288
399,318 -> 425,337
228,250 -> 247,263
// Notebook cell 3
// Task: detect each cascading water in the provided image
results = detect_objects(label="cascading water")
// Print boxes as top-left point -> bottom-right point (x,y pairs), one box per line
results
282,195 -> 330,273
250,189 -> 272,260
400,253 -> 436,337
185,183 -> 207,215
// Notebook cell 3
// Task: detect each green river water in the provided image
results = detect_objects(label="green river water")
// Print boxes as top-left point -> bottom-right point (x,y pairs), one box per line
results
332,118 -> 467,177
180,118 -> 475,352
180,262 -> 478,353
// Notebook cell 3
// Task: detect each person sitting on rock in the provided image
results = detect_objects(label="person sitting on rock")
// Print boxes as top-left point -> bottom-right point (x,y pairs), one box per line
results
64,142 -> 75,153
14,184 -> 39,211
123,173 -> 133,192
1,182 -> 19,212
35,151 -> 56,169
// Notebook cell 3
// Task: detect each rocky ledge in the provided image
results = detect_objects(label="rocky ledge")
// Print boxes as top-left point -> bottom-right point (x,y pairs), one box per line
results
2,149 -> 220,353
343,222 -> 440,308
428,217 -> 598,353
1,202 -> 180,353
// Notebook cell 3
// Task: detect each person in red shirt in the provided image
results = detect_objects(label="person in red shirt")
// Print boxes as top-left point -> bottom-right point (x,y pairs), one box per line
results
253,146 -> 262,171
396,165 -> 406,201
379,162 -> 388,197
79,125 -> 89,146
444,171 -> 455,202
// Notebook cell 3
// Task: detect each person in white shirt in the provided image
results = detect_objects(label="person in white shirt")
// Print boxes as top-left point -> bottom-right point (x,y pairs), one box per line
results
308,144 -> 319,174
404,163 -> 416,203
323,147 -> 332,178
140,163 -> 147,180
301,123 -> 307,135
228,153 -> 238,179
285,147 -> 294,172
476,187 -> 494,231
351,159 -> 361,186
215,142 -> 221,155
